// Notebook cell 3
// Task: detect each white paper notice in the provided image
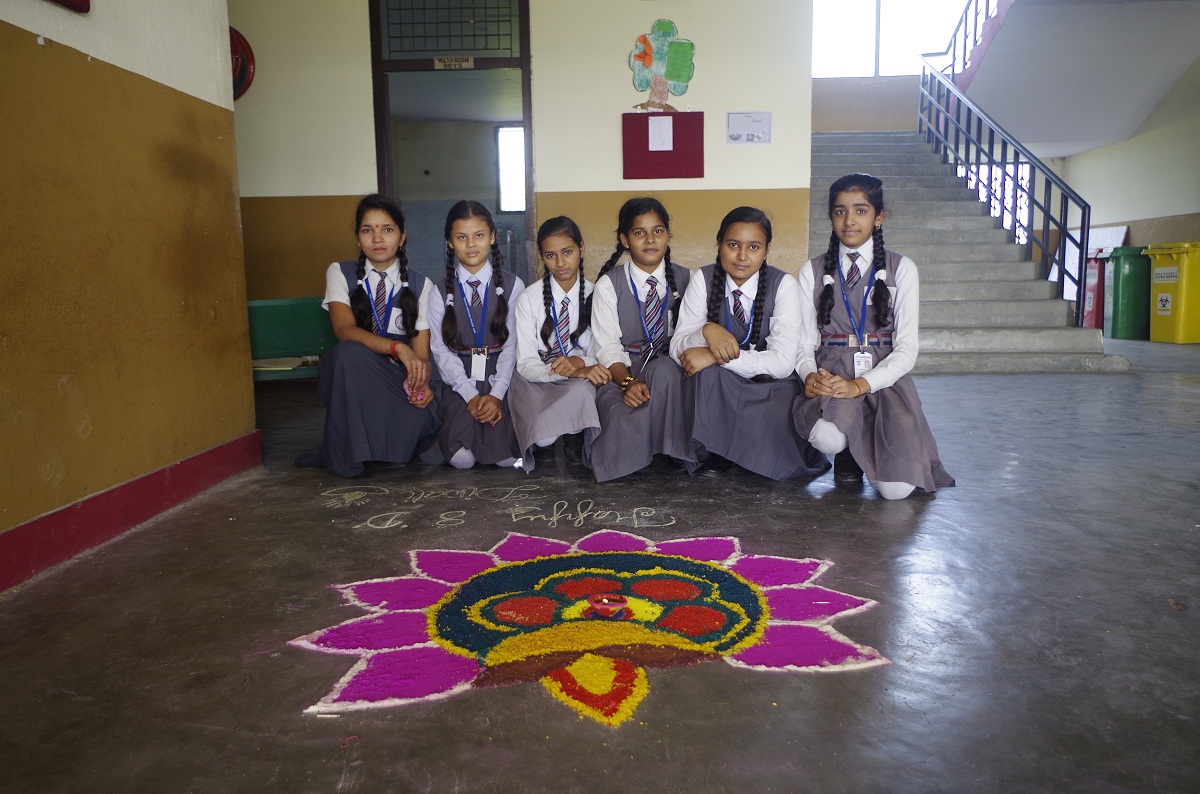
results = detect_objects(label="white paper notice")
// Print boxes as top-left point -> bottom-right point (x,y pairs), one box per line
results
648,115 -> 674,152
727,112 -> 772,144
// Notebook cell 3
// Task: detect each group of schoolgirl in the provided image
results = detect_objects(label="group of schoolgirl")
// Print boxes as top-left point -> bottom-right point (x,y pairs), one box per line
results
307,173 -> 953,500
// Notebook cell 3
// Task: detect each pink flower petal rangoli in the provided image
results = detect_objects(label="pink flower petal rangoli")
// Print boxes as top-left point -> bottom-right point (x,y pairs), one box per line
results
290,531 -> 887,725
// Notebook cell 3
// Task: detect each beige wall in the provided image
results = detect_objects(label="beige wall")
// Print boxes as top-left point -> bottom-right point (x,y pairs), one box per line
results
812,76 -> 921,132
229,0 -> 379,300
1062,55 -> 1200,241
530,0 -> 814,269
0,14 -> 254,532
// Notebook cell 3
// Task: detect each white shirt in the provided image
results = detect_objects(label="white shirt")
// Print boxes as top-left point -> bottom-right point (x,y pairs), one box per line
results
670,267 -> 801,380
322,259 -> 432,335
591,258 -> 669,368
427,261 -> 525,402
795,237 -> 919,392
514,277 -> 597,382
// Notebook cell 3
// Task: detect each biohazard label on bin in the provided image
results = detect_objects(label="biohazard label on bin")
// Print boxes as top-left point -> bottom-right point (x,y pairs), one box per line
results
1153,267 -> 1179,283
1157,293 -> 1172,315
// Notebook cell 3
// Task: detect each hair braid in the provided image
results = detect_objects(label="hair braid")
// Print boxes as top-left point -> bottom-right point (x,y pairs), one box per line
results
539,270 -> 554,350
597,245 -> 625,282
350,250 -> 372,330
705,264 -> 727,325
748,268 -> 768,349
870,226 -> 892,328
488,240 -> 510,346
396,243 -> 418,338
440,247 -> 464,351
572,265 -> 590,346
662,248 -> 680,333
816,230 -> 840,328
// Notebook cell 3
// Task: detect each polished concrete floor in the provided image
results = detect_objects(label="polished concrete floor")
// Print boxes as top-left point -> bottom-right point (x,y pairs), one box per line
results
1,339 -> 1197,793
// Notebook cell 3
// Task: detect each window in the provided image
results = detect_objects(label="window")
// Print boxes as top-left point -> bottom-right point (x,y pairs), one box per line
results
812,0 -> 968,77
496,125 -> 526,213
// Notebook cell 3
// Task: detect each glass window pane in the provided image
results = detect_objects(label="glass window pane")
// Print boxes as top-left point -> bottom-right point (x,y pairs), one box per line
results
879,0 -> 968,75
497,126 -> 526,213
812,0 -> 877,78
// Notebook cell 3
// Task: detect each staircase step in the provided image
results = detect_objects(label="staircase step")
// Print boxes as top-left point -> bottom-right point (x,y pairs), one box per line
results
813,132 -> 926,144
921,299 -> 1073,327
811,164 -> 961,181
919,326 -> 1105,353
880,228 -> 1013,246
811,151 -> 947,166
915,261 -> 1041,282
914,352 -> 1130,374
898,244 -> 1026,263
922,279 -> 1059,301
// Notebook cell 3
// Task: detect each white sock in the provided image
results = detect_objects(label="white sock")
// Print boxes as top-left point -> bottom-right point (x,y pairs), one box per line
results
449,448 -> 476,469
808,419 -> 848,455
495,457 -> 520,468
535,436 -> 557,448
873,480 -> 916,500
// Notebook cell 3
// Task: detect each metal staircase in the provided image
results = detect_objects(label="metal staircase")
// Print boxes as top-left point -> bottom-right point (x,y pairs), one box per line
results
809,131 -> 1129,373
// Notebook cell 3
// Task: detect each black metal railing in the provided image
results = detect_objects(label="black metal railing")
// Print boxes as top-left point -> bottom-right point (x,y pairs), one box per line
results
925,0 -> 1001,80
918,58 -> 1091,324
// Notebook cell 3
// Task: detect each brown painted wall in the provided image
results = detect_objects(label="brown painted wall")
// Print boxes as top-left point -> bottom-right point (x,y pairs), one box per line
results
0,22 -> 255,532
241,195 -> 362,300
812,76 -> 922,132
533,189 -> 812,278
1108,213 -> 1200,248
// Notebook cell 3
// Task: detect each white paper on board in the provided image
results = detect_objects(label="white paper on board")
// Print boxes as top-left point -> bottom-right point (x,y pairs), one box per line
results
648,115 -> 674,152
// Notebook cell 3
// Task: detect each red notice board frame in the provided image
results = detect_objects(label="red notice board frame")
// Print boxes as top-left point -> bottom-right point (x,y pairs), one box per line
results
44,0 -> 91,11
622,111 -> 704,179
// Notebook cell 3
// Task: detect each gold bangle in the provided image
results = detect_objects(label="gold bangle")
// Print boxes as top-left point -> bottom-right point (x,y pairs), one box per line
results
619,376 -> 637,393
851,380 -> 860,397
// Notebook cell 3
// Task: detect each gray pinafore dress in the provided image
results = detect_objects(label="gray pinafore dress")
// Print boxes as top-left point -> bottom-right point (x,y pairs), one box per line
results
586,262 -> 695,482
315,262 -> 441,477
684,265 -> 829,480
434,271 -> 522,465
509,285 -> 602,472
792,252 -> 955,492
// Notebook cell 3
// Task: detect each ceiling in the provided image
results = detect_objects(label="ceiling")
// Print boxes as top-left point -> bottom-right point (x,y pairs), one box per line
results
961,0 -> 1200,158
388,69 -> 523,123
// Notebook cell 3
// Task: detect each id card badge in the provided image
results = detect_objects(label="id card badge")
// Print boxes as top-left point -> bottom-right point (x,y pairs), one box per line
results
470,352 -> 488,382
853,350 -> 874,379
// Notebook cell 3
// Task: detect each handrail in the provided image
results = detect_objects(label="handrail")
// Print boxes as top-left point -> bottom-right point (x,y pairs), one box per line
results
922,0 -> 999,80
918,57 -> 1091,324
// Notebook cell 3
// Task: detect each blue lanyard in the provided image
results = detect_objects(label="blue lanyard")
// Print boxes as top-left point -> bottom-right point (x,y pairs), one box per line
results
838,257 -> 875,349
547,293 -> 575,358
722,290 -> 753,347
456,276 -> 491,351
627,268 -> 663,350
367,272 -> 395,336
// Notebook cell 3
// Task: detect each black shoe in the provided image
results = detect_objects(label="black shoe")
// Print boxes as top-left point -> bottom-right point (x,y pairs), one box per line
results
563,433 -> 585,464
698,455 -> 735,477
833,450 -> 863,482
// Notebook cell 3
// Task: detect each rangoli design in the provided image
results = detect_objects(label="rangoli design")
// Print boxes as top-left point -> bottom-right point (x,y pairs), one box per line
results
290,531 -> 887,727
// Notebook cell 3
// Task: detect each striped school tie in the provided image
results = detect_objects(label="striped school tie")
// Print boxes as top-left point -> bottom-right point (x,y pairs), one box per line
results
372,270 -> 388,333
731,289 -> 747,325
846,252 -> 862,290
467,278 -> 482,309
644,275 -> 665,349
556,296 -> 571,356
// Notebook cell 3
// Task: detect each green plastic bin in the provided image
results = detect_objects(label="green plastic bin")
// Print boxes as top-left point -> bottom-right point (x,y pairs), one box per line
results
248,298 -> 339,381
1102,246 -> 1151,340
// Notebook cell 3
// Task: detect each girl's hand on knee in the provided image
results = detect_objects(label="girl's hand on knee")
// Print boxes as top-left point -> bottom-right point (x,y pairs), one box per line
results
807,368 -> 836,398
473,394 -> 503,425
679,347 -> 718,376
576,364 -> 611,386
701,323 -> 741,364
405,379 -> 434,408
623,381 -> 651,408
550,355 -> 581,378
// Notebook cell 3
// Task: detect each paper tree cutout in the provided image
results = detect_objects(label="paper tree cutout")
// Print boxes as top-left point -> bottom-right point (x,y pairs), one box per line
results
630,19 -> 695,112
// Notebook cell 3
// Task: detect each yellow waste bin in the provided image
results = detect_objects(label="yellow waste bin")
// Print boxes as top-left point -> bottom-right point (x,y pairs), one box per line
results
1145,241 -> 1200,344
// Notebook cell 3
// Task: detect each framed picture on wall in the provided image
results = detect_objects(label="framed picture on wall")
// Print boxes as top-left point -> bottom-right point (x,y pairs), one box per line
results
43,0 -> 91,12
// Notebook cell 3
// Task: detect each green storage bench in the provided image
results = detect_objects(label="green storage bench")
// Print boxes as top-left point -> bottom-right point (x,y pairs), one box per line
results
248,298 -> 339,381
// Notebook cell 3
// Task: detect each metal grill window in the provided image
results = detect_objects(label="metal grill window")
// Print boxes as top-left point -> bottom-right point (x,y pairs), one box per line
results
382,0 -> 520,60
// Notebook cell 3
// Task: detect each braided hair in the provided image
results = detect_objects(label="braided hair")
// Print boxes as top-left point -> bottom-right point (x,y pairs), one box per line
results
440,200 -> 510,351
597,197 -> 683,333
535,215 -> 590,352
818,173 -> 893,328
350,194 -> 419,338
707,206 -> 773,349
